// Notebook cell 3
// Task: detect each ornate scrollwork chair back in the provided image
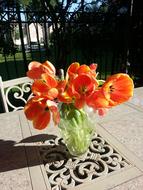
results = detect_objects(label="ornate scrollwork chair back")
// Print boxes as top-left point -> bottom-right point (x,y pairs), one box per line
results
0,76 -> 33,112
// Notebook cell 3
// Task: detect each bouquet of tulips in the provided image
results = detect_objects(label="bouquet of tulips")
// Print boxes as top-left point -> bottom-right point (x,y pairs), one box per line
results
24,60 -> 134,130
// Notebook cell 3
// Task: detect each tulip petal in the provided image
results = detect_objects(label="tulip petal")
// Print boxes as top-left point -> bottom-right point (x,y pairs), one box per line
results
42,60 -> 56,75
28,61 -> 41,70
41,74 -> 57,88
47,88 -> 58,99
67,62 -> 80,75
89,63 -> 98,71
73,74 -> 94,95
97,108 -> 108,116
32,80 -> 49,96
58,91 -> 73,103
33,111 -> 50,130
24,98 -> 44,120
27,61 -> 56,79
86,90 -> 109,109
74,97 -> 85,109
46,100 -> 60,125
77,65 -> 90,74
27,67 -> 43,79
57,80 -> 67,93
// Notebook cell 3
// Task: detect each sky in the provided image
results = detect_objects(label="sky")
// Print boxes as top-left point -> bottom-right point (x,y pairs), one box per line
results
62,0 -> 98,12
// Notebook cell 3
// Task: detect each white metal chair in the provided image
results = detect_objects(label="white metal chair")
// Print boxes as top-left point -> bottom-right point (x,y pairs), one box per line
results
0,76 -> 33,112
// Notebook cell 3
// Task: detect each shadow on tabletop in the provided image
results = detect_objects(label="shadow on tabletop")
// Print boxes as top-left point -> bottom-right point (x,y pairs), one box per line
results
0,134 -> 72,172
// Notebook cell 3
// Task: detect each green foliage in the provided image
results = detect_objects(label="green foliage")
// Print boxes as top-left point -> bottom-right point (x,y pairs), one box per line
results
19,0 -> 32,7
0,24 -> 16,56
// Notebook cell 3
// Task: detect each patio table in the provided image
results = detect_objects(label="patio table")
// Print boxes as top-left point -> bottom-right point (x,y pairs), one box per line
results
0,87 -> 143,190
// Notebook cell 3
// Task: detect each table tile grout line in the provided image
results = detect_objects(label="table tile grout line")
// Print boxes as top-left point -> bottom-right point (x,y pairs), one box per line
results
32,139 -> 52,190
109,173 -> 143,190
23,112 -> 52,190
125,102 -> 143,113
19,111 -> 48,190
28,121 -> 53,190
18,111 -> 34,190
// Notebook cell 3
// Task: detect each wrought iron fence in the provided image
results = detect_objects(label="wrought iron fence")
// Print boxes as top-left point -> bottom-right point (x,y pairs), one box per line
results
0,1 -> 143,114
0,6 -> 52,80
0,0 -> 142,87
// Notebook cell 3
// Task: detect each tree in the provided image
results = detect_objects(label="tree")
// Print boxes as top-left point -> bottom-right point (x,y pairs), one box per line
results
19,0 -> 130,72
0,0 -> 17,55
19,0 -> 93,70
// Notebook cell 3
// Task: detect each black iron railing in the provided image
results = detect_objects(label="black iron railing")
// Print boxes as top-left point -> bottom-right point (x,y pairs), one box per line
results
0,0 -> 142,87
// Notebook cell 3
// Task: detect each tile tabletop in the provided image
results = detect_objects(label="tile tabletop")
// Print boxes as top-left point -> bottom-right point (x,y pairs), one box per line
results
0,87 -> 143,190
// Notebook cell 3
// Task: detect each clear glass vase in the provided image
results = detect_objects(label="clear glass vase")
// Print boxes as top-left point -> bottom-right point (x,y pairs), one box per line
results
58,104 -> 94,156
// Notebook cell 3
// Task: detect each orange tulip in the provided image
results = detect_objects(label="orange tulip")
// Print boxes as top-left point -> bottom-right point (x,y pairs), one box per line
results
56,80 -> 67,93
32,74 -> 58,100
77,64 -> 97,80
86,90 -> 109,109
102,73 -> 134,106
58,91 -> 73,104
24,98 -> 50,129
66,62 -> 80,82
27,60 -> 56,79
77,64 -> 91,74
69,74 -> 96,108
24,98 -> 59,129
72,74 -> 94,96
24,60 -> 134,131
67,62 -> 80,76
